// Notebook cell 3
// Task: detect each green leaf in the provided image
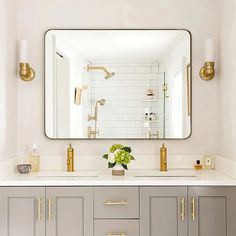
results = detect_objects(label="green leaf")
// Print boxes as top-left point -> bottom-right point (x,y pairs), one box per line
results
103,154 -> 108,160
122,147 -> 131,153
108,162 -> 116,168
131,155 -> 135,160
122,164 -> 128,170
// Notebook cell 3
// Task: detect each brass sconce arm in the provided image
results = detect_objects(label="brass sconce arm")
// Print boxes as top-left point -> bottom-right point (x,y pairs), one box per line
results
199,62 -> 215,81
19,63 -> 35,81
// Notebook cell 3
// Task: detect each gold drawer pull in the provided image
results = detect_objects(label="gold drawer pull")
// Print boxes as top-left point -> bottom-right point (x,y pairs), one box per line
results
48,197 -> 53,221
37,198 -> 42,221
180,197 -> 185,221
104,200 -> 128,205
106,233 -> 127,236
191,197 -> 195,221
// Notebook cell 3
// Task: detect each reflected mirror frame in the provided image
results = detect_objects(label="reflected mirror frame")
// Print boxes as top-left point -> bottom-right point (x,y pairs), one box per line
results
44,29 -> 192,140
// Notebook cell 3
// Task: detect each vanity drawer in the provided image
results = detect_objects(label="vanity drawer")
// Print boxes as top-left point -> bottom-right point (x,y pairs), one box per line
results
94,187 -> 139,218
94,219 -> 139,236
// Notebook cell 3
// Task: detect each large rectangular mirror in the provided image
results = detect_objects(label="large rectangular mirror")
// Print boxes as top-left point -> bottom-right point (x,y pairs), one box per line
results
45,29 -> 191,139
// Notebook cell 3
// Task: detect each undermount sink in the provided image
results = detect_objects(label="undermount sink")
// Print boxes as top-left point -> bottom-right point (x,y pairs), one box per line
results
131,170 -> 197,178
36,170 -> 197,178
38,171 -> 98,178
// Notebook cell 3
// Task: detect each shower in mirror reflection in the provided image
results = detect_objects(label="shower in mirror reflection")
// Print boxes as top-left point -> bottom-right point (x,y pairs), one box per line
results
87,64 -> 115,79
88,99 -> 106,121
87,99 -> 106,139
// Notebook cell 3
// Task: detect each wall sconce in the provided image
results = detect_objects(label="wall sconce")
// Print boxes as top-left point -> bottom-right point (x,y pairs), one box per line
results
19,40 -> 35,81
199,39 -> 215,81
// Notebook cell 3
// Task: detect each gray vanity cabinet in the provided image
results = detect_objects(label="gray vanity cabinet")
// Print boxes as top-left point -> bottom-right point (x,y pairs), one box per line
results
188,187 -> 236,236
0,187 -> 45,236
140,187 -> 188,236
46,187 -> 93,236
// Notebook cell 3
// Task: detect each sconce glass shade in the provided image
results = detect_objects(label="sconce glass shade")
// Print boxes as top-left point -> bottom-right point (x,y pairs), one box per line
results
200,38 -> 215,81
19,40 -> 35,81
19,40 -> 28,62
205,38 -> 214,62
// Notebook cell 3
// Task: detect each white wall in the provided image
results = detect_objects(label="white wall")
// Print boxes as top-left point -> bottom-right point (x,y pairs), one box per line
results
218,0 -> 236,161
16,0 -> 219,157
0,0 -> 17,161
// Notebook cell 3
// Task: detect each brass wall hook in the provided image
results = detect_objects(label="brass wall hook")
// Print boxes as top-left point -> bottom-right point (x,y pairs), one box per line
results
199,61 -> 215,81
19,63 -> 35,81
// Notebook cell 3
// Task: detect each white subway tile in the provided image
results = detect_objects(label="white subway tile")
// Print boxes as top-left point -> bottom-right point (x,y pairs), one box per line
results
126,74 -> 143,80
100,127 -> 126,135
93,87 -> 111,94
151,66 -> 159,73
93,81 -> 102,87
126,121 -> 143,127
126,107 -> 143,113
135,80 -> 151,87
101,121 -> 127,128
142,74 -> 159,80
126,100 -> 142,107
126,113 -> 142,121
100,114 -> 126,121
135,66 -> 151,73
107,101 -> 127,107
88,63 -> 165,138
105,93 -> 127,100
126,94 -> 143,100
127,128 -> 143,135
102,107 -> 126,114
111,87 -> 126,93
112,74 -> 126,80
115,66 -> 135,73
126,87 -> 142,94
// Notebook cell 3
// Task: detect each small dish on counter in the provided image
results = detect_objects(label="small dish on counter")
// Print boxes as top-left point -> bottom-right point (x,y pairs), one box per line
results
16,164 -> 32,174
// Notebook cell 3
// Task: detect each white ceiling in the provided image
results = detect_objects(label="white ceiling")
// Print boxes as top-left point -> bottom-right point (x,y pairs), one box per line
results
55,30 -> 189,64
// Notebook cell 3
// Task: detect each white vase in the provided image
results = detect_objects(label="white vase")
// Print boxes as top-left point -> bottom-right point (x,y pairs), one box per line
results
112,164 -> 125,176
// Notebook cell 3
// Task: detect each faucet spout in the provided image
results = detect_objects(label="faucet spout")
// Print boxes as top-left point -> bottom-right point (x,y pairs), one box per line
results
67,144 -> 74,172
160,143 -> 168,171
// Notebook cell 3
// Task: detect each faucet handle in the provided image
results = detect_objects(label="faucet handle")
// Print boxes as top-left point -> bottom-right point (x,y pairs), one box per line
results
88,114 -> 95,121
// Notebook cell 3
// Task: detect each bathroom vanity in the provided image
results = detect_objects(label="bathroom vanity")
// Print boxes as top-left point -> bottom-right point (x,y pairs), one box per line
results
0,170 -> 236,236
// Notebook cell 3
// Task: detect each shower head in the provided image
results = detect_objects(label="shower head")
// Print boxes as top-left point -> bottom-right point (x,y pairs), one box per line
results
105,72 -> 115,79
87,65 -> 115,79
96,99 -> 106,106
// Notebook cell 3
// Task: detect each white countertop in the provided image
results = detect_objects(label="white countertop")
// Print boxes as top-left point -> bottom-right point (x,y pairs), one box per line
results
1,169 -> 236,186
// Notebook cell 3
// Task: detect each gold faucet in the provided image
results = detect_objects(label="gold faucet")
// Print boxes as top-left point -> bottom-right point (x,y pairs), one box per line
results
160,143 -> 167,171
67,144 -> 74,172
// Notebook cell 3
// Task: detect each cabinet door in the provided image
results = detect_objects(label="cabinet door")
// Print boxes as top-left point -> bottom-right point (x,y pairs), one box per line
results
140,187 -> 187,236
188,187 -> 236,236
0,187 -> 45,236
46,187 -> 93,236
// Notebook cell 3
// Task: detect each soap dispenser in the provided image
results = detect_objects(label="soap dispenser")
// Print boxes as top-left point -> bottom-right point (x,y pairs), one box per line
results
28,144 -> 40,172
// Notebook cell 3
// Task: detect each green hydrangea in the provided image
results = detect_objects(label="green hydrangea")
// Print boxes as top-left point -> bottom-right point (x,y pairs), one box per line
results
114,150 -> 132,165
110,144 -> 124,153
